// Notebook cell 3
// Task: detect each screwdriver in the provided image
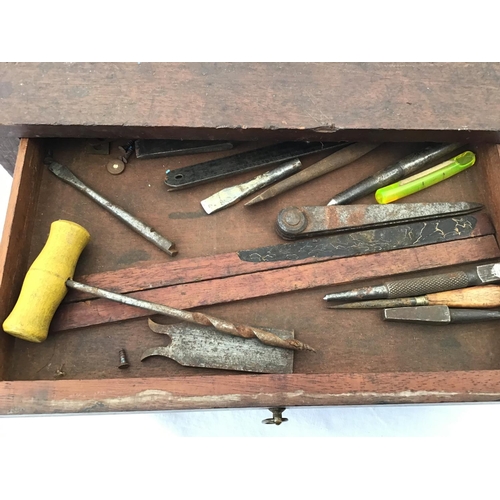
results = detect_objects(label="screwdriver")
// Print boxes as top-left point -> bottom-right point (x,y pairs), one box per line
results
327,285 -> 500,309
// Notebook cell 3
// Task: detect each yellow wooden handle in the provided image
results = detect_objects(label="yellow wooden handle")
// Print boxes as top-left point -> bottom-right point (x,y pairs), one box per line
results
428,285 -> 500,308
2,220 -> 90,342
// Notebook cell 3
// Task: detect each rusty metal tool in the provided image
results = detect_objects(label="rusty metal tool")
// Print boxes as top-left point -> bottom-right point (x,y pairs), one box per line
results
141,319 -> 294,373
2,218 -> 314,351
46,158 -> 177,256
327,143 -> 463,205
383,305 -> 500,324
165,141 -> 349,189
201,159 -> 302,214
67,279 -> 314,350
135,139 -> 234,159
245,143 -> 380,206
327,285 -> 500,309
324,262 -> 500,302
275,201 -> 482,240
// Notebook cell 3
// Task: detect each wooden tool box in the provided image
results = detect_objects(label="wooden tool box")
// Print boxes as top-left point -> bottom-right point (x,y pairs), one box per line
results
2,62 -> 500,416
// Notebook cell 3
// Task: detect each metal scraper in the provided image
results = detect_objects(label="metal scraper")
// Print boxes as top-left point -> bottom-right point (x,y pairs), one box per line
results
141,318 -> 294,373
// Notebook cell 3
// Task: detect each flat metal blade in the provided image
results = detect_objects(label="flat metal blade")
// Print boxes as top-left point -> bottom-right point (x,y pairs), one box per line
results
135,139 -> 234,159
383,305 -> 452,324
164,142 -> 347,189
477,263 -> 500,283
142,319 -> 294,374
276,202 -> 483,239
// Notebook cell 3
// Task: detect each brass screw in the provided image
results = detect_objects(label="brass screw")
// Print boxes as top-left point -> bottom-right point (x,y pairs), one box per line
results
262,407 -> 288,425
118,349 -> 130,369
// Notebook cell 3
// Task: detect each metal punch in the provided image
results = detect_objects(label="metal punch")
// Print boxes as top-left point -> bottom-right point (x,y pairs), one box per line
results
46,158 -> 178,256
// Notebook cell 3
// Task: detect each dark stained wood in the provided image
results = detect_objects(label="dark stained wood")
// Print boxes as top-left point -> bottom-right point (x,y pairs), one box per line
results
2,370 -> 500,415
3,137 -> 500,414
477,144 -> 500,241
0,137 -> 19,175
0,139 -> 45,379
1,63 -> 500,142
52,235 -> 500,332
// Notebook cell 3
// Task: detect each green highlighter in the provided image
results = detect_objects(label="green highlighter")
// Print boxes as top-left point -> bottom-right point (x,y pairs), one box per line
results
375,150 -> 476,204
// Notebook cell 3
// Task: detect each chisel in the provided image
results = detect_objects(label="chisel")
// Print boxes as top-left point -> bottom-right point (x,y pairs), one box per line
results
327,285 -> 500,309
383,305 -> 500,324
201,159 -> 302,214
323,263 -> 500,302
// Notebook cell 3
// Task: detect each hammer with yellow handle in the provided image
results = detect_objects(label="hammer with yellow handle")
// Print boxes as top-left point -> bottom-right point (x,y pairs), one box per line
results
2,220 -> 314,351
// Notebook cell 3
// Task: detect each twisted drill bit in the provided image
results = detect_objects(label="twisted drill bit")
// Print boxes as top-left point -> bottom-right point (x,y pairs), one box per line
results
66,280 -> 314,351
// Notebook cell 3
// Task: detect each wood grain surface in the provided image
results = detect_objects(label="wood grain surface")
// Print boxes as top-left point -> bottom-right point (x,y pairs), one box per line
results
52,235 -> 500,332
2,138 -> 500,416
2,370 -> 500,415
0,139 -> 45,378
1,63 -> 500,142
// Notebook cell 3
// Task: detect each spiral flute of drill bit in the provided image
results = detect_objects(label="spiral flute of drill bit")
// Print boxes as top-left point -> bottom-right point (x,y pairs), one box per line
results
66,280 -> 314,351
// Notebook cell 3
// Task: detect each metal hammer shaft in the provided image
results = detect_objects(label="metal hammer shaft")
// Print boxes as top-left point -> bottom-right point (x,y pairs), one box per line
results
47,160 -> 177,257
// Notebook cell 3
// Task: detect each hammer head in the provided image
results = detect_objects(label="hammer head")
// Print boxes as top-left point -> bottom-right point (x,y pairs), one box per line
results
2,220 -> 90,342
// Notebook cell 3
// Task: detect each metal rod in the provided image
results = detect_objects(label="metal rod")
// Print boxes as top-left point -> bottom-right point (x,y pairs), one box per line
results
47,160 -> 177,256
245,143 -> 380,206
327,143 -> 463,205
66,279 -> 314,352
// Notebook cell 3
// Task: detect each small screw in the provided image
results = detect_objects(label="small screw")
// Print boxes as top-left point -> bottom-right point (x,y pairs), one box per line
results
118,349 -> 130,369
262,407 -> 288,425
55,363 -> 66,378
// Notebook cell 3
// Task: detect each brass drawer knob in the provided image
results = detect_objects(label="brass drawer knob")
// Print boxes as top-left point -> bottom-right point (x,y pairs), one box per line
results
262,407 -> 288,425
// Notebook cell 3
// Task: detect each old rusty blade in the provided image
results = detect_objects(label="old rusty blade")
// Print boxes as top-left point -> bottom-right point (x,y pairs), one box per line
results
383,305 -> 452,324
276,202 -> 483,239
142,319 -> 294,373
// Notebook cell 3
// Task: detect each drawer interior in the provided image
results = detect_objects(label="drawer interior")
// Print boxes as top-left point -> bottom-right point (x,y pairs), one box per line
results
2,138 -> 500,381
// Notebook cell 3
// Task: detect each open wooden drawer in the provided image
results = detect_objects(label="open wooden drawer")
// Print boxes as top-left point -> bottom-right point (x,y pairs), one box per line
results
2,136 -> 500,415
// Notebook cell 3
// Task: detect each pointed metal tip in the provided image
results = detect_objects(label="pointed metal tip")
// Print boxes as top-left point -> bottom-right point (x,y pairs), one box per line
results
326,303 -> 360,309
323,291 -> 360,302
244,197 -> 261,206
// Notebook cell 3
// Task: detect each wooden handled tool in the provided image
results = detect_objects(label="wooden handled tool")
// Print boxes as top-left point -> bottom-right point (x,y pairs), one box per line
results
2,220 -> 313,351
328,285 -> 500,309
3,220 -> 90,342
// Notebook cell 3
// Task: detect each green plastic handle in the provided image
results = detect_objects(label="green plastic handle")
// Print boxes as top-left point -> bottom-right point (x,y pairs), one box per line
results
375,151 -> 476,204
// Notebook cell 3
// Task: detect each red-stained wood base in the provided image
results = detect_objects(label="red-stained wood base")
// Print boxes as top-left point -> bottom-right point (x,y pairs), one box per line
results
2,370 -> 500,415
52,234 -> 500,332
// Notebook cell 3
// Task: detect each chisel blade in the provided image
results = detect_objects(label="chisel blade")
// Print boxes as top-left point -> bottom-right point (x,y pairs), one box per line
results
141,319 -> 294,374
201,159 -> 302,214
276,202 -> 483,239
383,305 -> 500,324
383,305 -> 452,324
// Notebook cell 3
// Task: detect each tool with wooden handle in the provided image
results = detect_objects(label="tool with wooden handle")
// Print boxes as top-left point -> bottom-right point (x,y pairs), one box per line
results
244,143 -> 380,206
323,263 -> 500,302
327,285 -> 500,309
2,220 -> 314,351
